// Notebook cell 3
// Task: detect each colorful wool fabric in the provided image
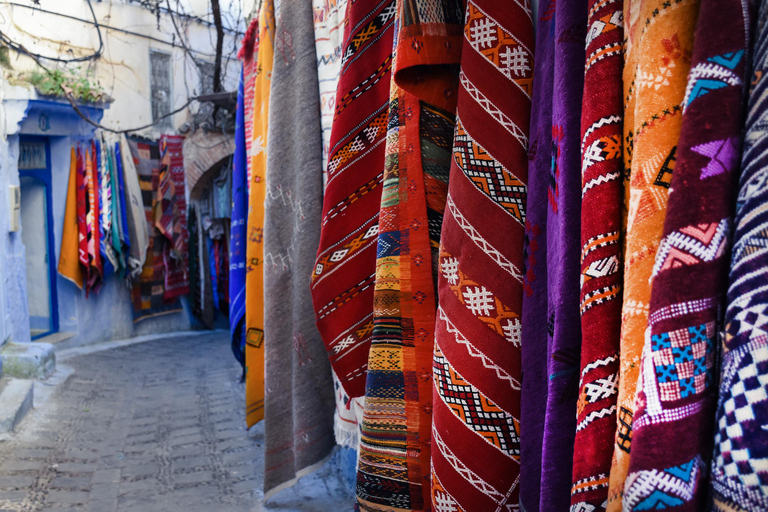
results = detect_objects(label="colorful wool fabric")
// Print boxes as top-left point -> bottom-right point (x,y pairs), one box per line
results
59,146 -> 84,289
311,0 -> 396,399
312,0 -> 361,448
571,0 -> 624,509
156,135 -> 189,300
711,4 -> 768,510
114,139 -> 132,272
85,144 -> 103,294
519,2 -> 554,509
356,1 -> 460,509
127,138 -> 182,322
118,134 -> 149,279
244,0 -> 274,428
430,0 -> 532,510
262,0 -> 335,493
97,137 -> 118,275
238,17 -> 259,185
624,1 -> 749,509
76,147 -> 89,285
608,1 -> 700,509
538,2 -> 587,510
313,0 -> 348,185
230,69 -> 248,360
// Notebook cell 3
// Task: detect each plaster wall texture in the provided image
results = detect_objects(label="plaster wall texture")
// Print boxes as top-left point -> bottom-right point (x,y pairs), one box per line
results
0,0 -> 250,137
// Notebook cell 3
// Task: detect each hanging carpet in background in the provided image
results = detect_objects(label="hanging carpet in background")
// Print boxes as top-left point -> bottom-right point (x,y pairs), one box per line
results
58,146 -> 84,289
239,16 -> 259,185
127,137 -> 182,322
571,0 -> 624,509
314,0 -> 349,186
430,0 -> 533,510
608,1 -> 700,509
85,143 -> 103,295
119,133 -> 150,278
356,0 -> 462,508
230,69 -> 248,371
244,0 -> 274,429
156,135 -> 190,300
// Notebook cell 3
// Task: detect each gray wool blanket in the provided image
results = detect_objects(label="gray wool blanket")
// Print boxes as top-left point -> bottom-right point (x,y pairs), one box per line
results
262,0 -> 336,498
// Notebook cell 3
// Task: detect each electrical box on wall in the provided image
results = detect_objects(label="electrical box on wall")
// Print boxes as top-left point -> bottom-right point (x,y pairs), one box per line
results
9,185 -> 20,233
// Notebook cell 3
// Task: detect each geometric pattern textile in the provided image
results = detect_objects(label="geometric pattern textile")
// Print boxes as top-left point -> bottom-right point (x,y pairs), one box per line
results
625,1 -> 750,510
356,1 -> 460,509
607,1 -> 700,509
711,1 -> 767,510
571,1 -> 624,509
311,0 -> 396,399
156,135 -> 189,301
313,0 -> 348,186
244,0 -> 274,429
127,138 -> 182,322
311,0 -> 359,449
431,0 -> 532,510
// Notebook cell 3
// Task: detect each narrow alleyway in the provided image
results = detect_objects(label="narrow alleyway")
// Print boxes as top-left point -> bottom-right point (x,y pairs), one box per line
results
0,332 -> 353,512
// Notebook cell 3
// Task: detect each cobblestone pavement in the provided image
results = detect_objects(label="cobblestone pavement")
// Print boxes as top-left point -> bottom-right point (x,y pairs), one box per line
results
0,332 -> 354,512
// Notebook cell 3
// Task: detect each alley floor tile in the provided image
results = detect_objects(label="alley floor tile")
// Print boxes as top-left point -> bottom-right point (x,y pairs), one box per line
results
0,332 -> 354,512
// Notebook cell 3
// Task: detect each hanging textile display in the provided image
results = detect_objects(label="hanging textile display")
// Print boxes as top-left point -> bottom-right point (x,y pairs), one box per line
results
262,0 -> 335,495
430,0 -> 532,510
520,3 -> 555,510
119,134 -> 150,278
97,136 -> 118,275
711,3 -> 768,510
230,69 -> 248,371
626,0 -> 749,507
538,3 -> 587,510
311,0 -> 396,402
239,16 -> 259,185
114,138 -> 132,275
127,138 -> 182,322
313,0 -> 348,185
571,0 -> 625,509
244,0 -> 274,429
311,0 -> 362,450
77,147 -> 90,289
156,135 -> 190,300
356,0 -> 461,508
86,143 -> 103,294
608,1 -> 701,509
58,146 -> 84,289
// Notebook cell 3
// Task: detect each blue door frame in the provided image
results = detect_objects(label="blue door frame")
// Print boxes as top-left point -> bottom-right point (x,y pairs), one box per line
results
18,135 -> 59,340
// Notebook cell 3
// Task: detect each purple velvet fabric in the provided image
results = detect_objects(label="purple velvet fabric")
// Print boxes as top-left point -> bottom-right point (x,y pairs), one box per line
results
520,2 -> 555,510
539,0 -> 587,510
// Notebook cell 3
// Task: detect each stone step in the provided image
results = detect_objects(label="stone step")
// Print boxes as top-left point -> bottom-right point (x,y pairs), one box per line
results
0,342 -> 55,380
0,378 -> 34,432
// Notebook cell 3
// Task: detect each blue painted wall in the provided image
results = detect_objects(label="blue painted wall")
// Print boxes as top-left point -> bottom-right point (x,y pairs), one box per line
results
2,98 -> 192,347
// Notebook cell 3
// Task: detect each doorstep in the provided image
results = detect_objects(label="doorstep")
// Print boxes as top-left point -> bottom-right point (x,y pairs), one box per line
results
33,332 -> 75,345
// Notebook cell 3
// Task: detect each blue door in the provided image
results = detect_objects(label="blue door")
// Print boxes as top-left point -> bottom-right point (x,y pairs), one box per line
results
18,136 -> 59,340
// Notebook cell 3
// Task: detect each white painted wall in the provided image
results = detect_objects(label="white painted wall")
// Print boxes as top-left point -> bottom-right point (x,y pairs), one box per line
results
0,0 -> 253,137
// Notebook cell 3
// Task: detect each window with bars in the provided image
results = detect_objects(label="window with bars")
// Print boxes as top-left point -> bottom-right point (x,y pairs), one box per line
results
150,50 -> 172,128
